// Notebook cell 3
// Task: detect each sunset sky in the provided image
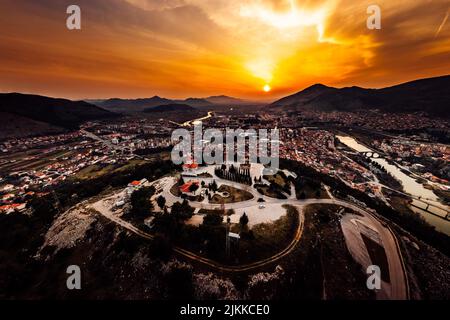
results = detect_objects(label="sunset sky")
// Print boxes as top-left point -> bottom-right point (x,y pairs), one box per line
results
0,0 -> 449,100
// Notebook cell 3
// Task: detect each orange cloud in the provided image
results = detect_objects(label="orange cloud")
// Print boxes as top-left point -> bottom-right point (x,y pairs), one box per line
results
0,0 -> 448,100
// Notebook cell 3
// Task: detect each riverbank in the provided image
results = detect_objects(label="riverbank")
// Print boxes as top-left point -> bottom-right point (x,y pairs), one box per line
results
336,135 -> 450,235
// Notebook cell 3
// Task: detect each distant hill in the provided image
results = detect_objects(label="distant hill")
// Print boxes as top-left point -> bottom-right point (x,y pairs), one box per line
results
269,75 -> 450,118
97,96 -> 214,112
98,96 -> 173,113
175,98 -> 214,108
205,95 -> 248,105
0,93 -> 118,135
96,94 -> 256,112
143,103 -> 207,123
95,96 -> 213,113
0,111 -> 65,140
144,103 -> 196,113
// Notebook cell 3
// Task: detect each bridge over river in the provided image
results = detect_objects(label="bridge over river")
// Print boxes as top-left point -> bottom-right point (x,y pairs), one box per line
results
336,135 -> 450,235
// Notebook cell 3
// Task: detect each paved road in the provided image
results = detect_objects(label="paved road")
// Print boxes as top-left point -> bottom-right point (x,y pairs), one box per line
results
333,200 -> 409,300
88,188 -> 408,299
90,192 -> 305,272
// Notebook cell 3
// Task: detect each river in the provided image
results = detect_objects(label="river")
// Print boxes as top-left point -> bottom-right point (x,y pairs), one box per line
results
182,111 -> 214,127
336,135 -> 450,235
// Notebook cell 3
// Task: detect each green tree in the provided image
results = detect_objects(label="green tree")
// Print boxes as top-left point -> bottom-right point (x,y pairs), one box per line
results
156,195 -> 166,210
315,189 -> 321,198
189,183 -> 199,194
226,209 -> 235,216
203,213 -> 223,226
171,200 -> 194,220
211,180 -> 218,192
130,186 -> 155,217
239,212 -> 249,227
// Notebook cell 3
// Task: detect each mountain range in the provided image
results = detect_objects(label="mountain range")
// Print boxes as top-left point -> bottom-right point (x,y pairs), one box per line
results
0,75 -> 448,140
269,75 -> 450,118
0,93 -> 248,139
94,95 -> 252,113
0,93 -> 118,139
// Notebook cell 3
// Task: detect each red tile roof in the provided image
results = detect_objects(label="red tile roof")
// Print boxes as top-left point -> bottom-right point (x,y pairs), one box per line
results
180,181 -> 199,193
183,163 -> 199,169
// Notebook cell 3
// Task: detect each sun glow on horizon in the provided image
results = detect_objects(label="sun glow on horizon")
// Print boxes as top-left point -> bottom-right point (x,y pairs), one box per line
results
240,0 -> 341,94
1,0 -> 448,100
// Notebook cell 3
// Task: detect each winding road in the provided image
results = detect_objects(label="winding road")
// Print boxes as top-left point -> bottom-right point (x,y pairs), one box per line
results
88,185 -> 409,299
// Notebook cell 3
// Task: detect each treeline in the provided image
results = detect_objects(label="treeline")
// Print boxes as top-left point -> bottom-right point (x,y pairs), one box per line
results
254,183 -> 288,200
350,154 -> 402,190
134,146 -> 172,156
152,199 -> 227,261
215,164 -> 251,185
293,177 -> 322,200
264,172 -> 292,195
122,186 -> 156,224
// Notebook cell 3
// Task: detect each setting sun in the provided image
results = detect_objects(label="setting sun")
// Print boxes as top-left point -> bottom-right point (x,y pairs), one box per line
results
0,0 -> 448,101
